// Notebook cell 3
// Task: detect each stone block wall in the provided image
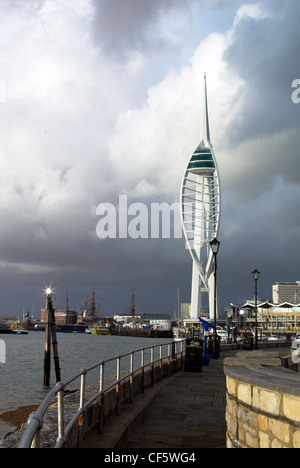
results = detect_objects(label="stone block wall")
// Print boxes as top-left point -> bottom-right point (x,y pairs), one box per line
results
224,351 -> 300,448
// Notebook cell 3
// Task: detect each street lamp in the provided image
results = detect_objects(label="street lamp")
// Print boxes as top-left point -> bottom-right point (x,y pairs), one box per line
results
210,237 -> 220,358
252,269 -> 260,349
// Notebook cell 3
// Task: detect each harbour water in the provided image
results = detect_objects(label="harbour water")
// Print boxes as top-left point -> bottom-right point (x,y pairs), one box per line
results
0,332 -> 173,438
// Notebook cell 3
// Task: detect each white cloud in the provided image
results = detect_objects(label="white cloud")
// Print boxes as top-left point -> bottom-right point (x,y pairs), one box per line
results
233,2 -> 267,25
106,31 -> 236,202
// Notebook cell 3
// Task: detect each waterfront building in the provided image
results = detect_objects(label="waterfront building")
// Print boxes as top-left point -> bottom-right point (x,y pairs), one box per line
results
229,300 -> 300,334
180,74 -> 221,320
272,281 -> 300,304
113,313 -> 172,331
40,308 -> 77,325
180,303 -> 191,320
113,313 -> 141,326
257,302 -> 300,331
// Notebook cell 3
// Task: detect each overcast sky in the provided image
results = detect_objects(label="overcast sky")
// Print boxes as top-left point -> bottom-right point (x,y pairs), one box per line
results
0,0 -> 299,318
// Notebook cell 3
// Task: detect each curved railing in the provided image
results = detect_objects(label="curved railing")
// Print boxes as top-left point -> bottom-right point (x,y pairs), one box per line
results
18,340 -> 185,448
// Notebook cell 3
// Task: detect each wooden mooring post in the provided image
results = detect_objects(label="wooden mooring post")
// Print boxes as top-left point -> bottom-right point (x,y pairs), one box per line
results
44,289 -> 61,387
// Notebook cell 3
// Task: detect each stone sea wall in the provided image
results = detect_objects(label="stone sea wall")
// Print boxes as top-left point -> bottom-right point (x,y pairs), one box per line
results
224,351 -> 300,448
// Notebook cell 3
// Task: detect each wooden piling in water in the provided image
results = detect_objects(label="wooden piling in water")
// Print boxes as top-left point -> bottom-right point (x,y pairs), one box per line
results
44,292 -> 61,387
44,297 -> 51,387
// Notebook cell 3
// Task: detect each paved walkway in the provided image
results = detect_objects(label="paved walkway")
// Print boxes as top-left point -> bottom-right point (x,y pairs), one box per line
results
125,357 -> 226,449
84,354 -> 229,449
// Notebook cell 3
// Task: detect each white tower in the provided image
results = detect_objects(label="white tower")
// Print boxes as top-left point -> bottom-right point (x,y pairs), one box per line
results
180,74 -> 221,320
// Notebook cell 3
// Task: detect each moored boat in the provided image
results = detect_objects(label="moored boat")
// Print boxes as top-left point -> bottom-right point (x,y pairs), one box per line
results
92,322 -> 111,336
85,322 -> 111,335
173,328 -> 186,342
10,322 -> 28,335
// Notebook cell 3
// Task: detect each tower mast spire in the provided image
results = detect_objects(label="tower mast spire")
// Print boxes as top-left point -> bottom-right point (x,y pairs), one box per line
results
202,73 -> 210,144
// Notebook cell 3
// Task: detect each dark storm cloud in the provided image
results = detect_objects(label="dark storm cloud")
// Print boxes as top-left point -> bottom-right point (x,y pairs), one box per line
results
219,0 -> 300,202
224,0 -> 300,143
211,0 -> 300,304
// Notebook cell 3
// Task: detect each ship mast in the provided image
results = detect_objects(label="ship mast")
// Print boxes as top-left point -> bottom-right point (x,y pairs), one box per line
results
66,291 -> 69,325
91,284 -> 96,323
131,285 -> 139,317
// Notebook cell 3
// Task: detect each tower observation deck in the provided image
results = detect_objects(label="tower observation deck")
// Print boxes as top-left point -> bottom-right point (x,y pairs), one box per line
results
180,74 -> 221,320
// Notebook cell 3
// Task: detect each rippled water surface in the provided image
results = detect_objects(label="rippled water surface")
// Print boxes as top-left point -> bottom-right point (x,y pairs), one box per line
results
0,332 -> 172,414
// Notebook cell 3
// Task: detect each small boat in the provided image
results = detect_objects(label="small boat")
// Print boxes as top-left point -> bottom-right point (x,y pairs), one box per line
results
11,322 -> 28,335
85,322 -> 111,335
92,322 -> 111,336
173,328 -> 186,342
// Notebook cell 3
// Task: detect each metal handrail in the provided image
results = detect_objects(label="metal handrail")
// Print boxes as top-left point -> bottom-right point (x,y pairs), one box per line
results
18,340 -> 184,448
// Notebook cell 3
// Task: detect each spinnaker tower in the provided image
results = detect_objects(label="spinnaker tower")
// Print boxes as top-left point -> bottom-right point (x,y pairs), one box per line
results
180,74 -> 221,319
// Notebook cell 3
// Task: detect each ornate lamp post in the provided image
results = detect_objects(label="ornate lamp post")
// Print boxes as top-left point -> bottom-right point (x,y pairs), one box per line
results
210,237 -> 220,358
252,269 -> 260,349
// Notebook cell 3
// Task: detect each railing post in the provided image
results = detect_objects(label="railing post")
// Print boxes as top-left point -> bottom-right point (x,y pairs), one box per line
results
141,349 -> 145,394
57,389 -> 65,446
31,431 -> 40,449
159,344 -> 163,381
151,347 -> 154,386
167,344 -> 171,377
98,362 -> 104,434
77,370 -> 86,448
130,352 -> 134,403
28,414 -> 42,449
174,342 -> 177,371
80,370 -> 86,408
116,356 -> 121,415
